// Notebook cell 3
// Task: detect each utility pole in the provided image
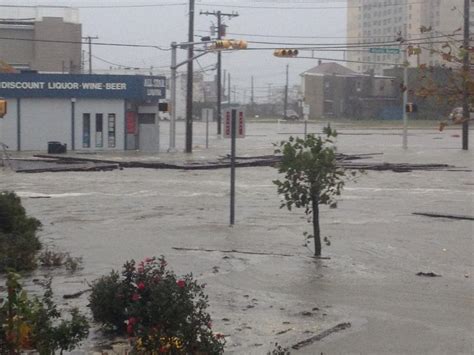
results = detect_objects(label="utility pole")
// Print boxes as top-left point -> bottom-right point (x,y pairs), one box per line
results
82,36 -> 98,74
283,64 -> 289,120
228,72 -> 231,106
185,0 -> 195,153
223,68 -> 226,104
402,47 -> 408,150
251,76 -> 254,105
200,10 -> 239,135
462,0 -> 470,150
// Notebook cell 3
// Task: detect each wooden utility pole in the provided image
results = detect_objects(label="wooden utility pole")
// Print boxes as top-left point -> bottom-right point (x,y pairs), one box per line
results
462,0 -> 470,150
82,36 -> 98,74
185,0 -> 195,153
283,64 -> 289,120
200,10 -> 238,135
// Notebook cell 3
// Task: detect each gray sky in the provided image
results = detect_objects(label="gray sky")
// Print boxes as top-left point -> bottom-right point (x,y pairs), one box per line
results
1,0 -> 347,101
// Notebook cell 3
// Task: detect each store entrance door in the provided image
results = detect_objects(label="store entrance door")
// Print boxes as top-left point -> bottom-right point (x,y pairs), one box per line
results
138,114 -> 159,152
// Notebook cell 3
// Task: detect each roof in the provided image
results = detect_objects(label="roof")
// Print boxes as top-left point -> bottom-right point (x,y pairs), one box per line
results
301,62 -> 358,77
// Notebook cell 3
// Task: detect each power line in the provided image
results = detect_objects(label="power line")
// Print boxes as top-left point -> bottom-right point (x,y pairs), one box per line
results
0,36 -> 171,50
0,0 -> 427,10
196,0 -> 430,10
0,3 -> 187,9
196,29 -> 463,40
245,34 -> 462,47
91,53 -> 169,69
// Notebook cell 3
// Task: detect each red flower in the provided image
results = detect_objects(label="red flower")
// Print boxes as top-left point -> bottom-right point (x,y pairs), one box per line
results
128,317 -> 138,325
214,332 -> 224,339
127,324 -> 134,335
132,293 -> 140,301
176,279 -> 186,288
137,281 -> 145,291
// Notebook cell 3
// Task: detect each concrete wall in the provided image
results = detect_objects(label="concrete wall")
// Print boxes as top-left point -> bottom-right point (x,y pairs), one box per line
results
0,26 -> 34,68
20,98 -> 71,151
33,17 -> 82,73
0,17 -> 81,73
0,98 -> 18,149
303,75 -> 324,119
1,98 -> 125,151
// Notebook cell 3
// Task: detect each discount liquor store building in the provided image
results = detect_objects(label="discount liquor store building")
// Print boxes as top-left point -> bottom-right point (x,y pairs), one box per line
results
0,72 -> 165,151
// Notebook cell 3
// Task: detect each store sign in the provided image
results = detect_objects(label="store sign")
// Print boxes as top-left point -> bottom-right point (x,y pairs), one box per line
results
0,73 -> 166,100
223,110 -> 245,138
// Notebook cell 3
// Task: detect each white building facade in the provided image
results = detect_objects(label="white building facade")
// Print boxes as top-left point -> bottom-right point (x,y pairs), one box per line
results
0,73 -> 166,152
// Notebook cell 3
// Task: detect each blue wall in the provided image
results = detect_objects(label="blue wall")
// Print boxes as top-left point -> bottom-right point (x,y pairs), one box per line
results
0,73 -> 166,101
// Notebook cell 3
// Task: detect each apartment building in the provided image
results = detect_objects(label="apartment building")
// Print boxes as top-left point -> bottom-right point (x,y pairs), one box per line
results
346,0 -> 466,73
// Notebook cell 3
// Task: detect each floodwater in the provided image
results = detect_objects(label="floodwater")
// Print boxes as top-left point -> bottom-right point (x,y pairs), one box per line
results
1,121 -> 473,354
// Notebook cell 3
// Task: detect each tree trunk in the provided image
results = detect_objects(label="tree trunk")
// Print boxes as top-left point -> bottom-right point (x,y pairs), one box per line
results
312,195 -> 321,256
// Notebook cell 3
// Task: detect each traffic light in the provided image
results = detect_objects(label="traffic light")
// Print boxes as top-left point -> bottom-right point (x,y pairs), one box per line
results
0,98 -> 7,118
213,40 -> 232,49
211,39 -> 247,50
405,103 -> 417,113
158,102 -> 169,112
231,40 -> 247,49
273,49 -> 299,57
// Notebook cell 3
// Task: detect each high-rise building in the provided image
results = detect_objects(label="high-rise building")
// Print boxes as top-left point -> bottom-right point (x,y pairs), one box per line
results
346,0 -> 466,73
0,6 -> 81,73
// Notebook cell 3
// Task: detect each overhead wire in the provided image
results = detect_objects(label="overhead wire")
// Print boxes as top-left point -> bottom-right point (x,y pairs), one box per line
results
0,36 -> 172,50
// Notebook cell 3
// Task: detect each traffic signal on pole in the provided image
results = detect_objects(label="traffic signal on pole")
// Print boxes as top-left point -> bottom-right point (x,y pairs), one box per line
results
214,40 -> 232,49
231,40 -> 247,49
211,39 -> 247,50
158,102 -> 169,112
0,98 -> 7,118
405,103 -> 417,113
273,49 -> 299,57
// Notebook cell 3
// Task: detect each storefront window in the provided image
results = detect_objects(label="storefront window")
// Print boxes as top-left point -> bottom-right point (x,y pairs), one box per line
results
83,113 -> 90,148
95,114 -> 103,148
108,113 -> 116,148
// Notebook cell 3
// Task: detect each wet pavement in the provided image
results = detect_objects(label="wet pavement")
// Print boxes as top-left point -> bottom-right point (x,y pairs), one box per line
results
1,121 -> 473,354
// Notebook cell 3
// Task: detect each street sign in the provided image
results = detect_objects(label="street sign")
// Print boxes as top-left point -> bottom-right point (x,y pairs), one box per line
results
303,104 -> 310,116
369,48 -> 400,54
224,110 -> 245,138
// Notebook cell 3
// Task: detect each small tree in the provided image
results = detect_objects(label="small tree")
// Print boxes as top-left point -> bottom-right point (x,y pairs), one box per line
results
0,191 -> 42,272
273,127 -> 348,257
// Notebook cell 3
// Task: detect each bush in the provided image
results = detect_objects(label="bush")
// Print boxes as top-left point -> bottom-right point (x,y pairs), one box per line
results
89,257 -> 225,354
0,191 -> 42,272
0,273 -> 89,353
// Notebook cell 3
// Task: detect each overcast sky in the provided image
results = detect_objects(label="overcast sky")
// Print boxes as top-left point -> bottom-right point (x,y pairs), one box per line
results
1,0 -> 347,101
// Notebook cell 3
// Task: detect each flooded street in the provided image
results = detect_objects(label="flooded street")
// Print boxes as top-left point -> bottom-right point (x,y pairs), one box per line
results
1,121 -> 473,354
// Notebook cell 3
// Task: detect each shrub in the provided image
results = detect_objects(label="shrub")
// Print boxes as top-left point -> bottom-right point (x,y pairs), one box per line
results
0,273 -> 89,354
0,191 -> 42,272
89,257 -> 225,354
39,249 -> 83,273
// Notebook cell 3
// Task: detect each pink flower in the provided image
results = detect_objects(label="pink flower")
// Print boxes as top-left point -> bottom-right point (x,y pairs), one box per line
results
214,332 -> 224,339
128,317 -> 138,325
145,257 -> 154,263
132,293 -> 140,301
176,279 -> 186,288
127,324 -> 134,335
207,321 -> 212,329
137,281 -> 145,291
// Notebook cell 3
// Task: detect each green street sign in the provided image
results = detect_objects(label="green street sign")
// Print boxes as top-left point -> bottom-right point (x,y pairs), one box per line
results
369,48 -> 400,54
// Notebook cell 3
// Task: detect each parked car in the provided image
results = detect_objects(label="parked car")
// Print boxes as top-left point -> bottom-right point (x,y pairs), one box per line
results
280,109 -> 300,120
